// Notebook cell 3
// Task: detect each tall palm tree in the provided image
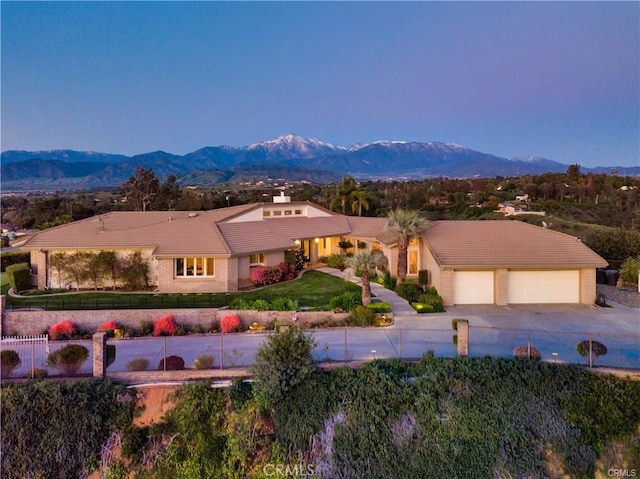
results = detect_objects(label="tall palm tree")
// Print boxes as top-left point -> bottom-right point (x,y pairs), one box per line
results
385,209 -> 426,283
334,176 -> 358,215
347,252 -> 387,306
351,191 -> 370,217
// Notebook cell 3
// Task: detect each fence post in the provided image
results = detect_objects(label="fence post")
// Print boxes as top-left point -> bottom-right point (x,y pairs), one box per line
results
456,320 -> 469,357
344,326 -> 348,363
220,333 -> 224,370
92,332 -> 107,377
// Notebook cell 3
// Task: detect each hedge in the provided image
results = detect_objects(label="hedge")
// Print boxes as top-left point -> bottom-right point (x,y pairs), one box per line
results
5,263 -> 31,293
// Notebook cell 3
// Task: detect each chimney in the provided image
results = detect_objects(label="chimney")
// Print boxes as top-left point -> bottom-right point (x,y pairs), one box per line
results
273,191 -> 291,203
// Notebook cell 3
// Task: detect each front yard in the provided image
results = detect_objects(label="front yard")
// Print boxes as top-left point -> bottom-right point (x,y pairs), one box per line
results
4,270 -> 361,311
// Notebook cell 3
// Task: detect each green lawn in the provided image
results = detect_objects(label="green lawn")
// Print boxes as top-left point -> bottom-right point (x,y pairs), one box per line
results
4,270 -> 360,311
0,272 -> 8,295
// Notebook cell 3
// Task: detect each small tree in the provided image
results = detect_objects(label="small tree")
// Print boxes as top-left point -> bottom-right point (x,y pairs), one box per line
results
619,255 -> 640,287
346,252 -> 386,306
64,252 -> 91,291
251,326 -> 317,403
120,250 -> 149,290
47,344 -> 89,375
119,166 -> 160,212
577,340 -> 608,366
385,209 -> 426,283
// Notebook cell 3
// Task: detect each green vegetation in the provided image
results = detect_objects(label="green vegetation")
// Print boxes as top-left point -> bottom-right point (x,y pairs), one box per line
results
5,262 -> 31,293
0,379 -> 135,479
22,358 -> 635,478
5,270 -> 360,311
47,344 -> 89,375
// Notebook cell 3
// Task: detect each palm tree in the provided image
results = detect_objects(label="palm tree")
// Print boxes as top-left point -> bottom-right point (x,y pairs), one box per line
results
385,209 -> 426,283
347,252 -> 387,306
351,191 -> 370,217
333,176 -> 358,215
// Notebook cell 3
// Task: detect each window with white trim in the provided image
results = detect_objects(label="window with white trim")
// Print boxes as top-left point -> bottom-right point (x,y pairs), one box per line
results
250,253 -> 265,265
175,257 -> 215,277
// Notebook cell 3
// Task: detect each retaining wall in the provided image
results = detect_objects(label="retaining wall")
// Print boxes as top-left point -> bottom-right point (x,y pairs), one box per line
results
1,303 -> 350,336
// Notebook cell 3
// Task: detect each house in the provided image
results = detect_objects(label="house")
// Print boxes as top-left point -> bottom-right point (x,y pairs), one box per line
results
21,196 -> 606,306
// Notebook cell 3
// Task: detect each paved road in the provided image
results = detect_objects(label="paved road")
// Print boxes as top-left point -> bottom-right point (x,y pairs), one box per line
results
12,267 -> 639,376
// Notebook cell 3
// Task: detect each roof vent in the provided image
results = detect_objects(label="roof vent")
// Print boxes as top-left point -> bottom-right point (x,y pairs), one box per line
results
188,212 -> 198,218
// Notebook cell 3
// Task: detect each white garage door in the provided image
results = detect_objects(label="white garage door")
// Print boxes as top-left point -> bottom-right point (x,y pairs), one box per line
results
508,270 -> 579,304
454,271 -> 495,304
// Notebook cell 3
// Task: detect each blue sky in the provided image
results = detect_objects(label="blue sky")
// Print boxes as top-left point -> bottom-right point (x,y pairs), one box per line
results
2,1 -> 638,168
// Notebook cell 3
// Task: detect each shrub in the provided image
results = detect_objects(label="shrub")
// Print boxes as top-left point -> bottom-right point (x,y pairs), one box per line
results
6,263 -> 31,293
271,297 -> 298,311
27,367 -> 48,379
47,344 -> 89,375
328,291 -> 361,312
251,299 -> 271,311
619,255 -> 640,286
418,287 -> 446,312
396,280 -> 421,303
324,254 -> 348,270
152,314 -> 177,336
194,355 -> 215,370
48,320 -> 78,340
251,326 -> 317,403
379,269 -> 397,291
250,266 -> 283,285
220,314 -> 241,333
98,319 -> 120,337
127,358 -> 149,371
412,303 -> 434,313
513,345 -> 542,360
367,302 -> 392,313
158,355 -> 185,371
229,297 -> 250,310
348,305 -> 377,326
1,350 -> 21,377
577,340 -> 608,365
134,321 -> 154,337
1,251 -> 30,272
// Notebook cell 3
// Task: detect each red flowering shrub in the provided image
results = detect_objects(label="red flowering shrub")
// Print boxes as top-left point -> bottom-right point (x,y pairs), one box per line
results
98,319 -> 119,335
220,314 -> 241,333
48,320 -> 78,340
250,266 -> 283,286
153,314 -> 177,337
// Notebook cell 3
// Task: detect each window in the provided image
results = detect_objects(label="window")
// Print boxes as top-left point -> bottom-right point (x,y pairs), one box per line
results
175,257 -> 215,277
263,211 -> 271,217
273,210 -> 282,216
409,250 -> 418,275
250,253 -> 265,265
284,210 -> 292,216
295,209 -> 302,215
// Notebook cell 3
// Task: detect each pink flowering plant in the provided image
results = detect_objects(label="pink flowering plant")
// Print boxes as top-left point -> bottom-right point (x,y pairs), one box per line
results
48,320 -> 79,340
97,319 -> 120,337
152,314 -> 178,337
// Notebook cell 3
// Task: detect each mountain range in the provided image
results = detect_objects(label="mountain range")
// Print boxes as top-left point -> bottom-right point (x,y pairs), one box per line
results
2,134 -> 637,191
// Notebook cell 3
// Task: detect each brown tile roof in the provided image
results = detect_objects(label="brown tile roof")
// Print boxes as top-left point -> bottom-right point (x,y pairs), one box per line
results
218,216 -> 351,254
346,216 -> 399,245
21,205 -> 257,257
424,220 -> 607,268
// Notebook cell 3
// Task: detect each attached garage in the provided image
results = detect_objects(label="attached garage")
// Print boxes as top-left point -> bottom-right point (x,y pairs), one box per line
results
453,271 -> 495,304
507,270 -> 580,304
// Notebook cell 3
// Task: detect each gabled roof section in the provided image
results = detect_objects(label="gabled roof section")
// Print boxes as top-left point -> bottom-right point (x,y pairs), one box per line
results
424,220 -> 607,268
346,217 -> 398,245
21,204 -> 257,256
218,216 -> 351,254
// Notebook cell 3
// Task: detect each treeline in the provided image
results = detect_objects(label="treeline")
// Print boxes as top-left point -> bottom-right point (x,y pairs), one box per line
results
2,165 -> 638,230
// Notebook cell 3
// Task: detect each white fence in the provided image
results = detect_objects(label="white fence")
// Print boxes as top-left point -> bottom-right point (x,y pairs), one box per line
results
1,335 -> 50,377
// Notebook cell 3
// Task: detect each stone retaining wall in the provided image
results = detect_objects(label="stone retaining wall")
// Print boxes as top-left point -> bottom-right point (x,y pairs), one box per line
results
1,303 -> 350,336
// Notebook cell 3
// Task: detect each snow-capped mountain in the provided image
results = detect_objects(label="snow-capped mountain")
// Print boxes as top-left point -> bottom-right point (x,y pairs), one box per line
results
246,134 -> 349,159
2,134 -> 638,191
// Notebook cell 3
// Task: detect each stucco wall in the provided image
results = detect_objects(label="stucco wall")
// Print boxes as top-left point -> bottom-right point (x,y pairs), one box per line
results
580,268 -> 596,305
2,307 -> 350,336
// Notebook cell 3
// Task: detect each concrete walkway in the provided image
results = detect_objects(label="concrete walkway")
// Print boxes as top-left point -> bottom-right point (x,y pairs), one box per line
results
314,266 -> 417,317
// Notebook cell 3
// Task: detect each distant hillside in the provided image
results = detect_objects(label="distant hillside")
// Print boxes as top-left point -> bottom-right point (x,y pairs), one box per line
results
2,134 -> 638,191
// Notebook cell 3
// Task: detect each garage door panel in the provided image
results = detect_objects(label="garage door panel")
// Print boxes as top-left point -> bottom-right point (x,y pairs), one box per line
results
508,270 -> 579,304
454,271 -> 494,304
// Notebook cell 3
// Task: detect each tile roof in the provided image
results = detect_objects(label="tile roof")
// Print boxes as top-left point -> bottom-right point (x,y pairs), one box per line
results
424,220 -> 607,268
